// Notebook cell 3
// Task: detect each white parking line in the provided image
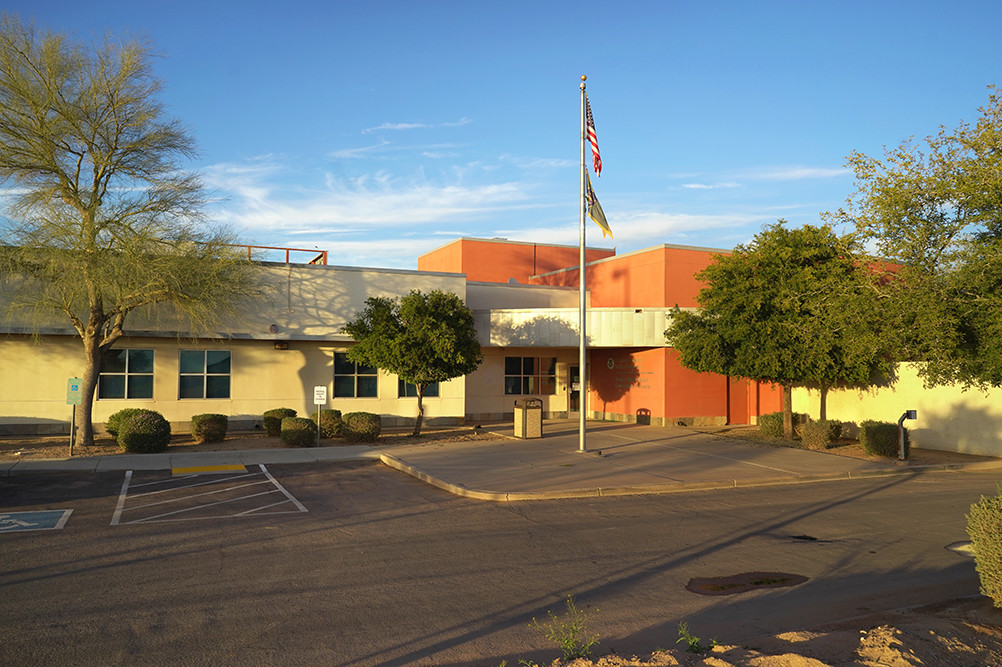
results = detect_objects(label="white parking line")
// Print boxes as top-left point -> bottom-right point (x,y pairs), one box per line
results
111,464 -> 307,525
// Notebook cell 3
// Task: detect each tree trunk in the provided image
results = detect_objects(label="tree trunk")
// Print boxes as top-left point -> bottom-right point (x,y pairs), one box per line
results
819,385 -> 828,421
782,384 -> 794,440
76,334 -> 103,449
413,384 -> 425,436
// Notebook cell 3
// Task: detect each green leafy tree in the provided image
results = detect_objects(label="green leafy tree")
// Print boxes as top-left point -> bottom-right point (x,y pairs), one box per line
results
0,16 -> 258,448
831,86 -> 1002,389
342,289 -> 483,436
665,222 -> 893,439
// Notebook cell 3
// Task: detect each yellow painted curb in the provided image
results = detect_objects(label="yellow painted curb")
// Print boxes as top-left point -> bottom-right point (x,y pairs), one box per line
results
172,464 -> 246,475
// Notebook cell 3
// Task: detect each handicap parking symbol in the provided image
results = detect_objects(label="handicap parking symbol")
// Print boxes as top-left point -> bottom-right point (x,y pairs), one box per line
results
0,510 -> 73,532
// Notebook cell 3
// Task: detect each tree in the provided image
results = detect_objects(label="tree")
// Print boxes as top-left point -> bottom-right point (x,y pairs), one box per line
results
831,86 -> 1002,390
342,289 -> 483,436
0,16 -> 258,448
665,222 -> 893,439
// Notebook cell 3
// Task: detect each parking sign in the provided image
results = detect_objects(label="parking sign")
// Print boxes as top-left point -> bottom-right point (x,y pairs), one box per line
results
66,378 -> 83,405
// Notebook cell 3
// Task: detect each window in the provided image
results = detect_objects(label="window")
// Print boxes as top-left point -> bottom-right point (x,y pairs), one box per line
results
179,350 -> 231,399
99,349 -> 154,399
504,356 -> 557,395
398,380 -> 440,398
334,352 -> 377,397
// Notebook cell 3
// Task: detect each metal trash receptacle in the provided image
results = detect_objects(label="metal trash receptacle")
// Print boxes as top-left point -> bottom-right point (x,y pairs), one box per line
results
514,398 -> 543,439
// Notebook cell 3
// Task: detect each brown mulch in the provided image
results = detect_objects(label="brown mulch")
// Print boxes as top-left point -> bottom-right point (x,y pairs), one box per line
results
0,426 -> 501,462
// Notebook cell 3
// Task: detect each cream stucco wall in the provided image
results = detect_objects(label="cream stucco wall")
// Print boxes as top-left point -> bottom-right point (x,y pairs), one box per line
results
0,335 -> 466,434
465,348 -> 580,421
793,363 -> 1002,457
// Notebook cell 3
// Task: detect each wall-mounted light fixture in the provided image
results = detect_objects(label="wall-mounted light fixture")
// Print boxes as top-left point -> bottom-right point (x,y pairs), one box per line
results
274,342 -> 289,350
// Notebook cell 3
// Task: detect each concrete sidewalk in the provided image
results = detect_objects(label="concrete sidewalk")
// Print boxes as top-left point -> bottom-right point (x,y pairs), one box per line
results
5,420 -> 1001,500
379,421 -> 1002,500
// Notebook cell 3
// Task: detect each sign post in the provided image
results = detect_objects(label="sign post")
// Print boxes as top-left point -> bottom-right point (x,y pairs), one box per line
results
66,378 -> 83,456
313,385 -> 328,448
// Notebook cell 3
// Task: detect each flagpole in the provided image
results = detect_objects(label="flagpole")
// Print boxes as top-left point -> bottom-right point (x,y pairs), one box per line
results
578,75 -> 587,453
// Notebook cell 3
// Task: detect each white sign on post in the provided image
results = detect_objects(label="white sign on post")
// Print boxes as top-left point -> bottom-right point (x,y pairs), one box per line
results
313,385 -> 327,406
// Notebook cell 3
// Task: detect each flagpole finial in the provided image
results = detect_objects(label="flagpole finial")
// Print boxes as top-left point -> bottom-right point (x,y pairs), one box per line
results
581,75 -> 587,81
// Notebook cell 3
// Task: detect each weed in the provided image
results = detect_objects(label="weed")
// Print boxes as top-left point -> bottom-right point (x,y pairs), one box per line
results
677,621 -> 718,654
528,595 -> 600,660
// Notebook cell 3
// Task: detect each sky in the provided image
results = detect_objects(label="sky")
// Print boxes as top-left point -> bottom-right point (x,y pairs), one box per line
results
5,0 -> 1002,269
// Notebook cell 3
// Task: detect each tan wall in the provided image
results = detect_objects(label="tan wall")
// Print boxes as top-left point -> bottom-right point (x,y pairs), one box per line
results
793,363 -> 1002,457
0,335 -> 466,434
465,348 -> 579,421
4,262 -> 468,341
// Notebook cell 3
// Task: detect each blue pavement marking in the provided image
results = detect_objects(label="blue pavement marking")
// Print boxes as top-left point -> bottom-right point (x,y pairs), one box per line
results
0,510 -> 73,532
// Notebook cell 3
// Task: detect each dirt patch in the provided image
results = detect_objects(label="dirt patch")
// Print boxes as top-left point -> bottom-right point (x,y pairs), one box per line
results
528,598 -> 1002,666
0,426 -> 501,462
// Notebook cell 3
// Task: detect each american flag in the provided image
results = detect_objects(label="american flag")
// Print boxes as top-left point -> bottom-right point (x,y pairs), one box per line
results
585,94 -> 602,176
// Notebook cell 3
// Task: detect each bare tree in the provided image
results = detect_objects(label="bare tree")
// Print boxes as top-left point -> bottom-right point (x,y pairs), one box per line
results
0,16 -> 258,447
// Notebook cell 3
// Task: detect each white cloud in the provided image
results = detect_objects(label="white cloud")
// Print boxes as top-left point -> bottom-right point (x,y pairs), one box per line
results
681,182 -> 741,190
361,117 -> 471,134
741,166 -> 849,181
327,140 -> 393,160
203,158 -> 536,238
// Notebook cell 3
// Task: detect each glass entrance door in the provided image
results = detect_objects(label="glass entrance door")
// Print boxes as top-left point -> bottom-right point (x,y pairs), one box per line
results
569,365 -> 580,412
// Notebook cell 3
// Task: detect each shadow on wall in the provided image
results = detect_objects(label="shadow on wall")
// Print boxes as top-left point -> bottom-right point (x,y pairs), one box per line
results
491,315 -> 591,347
912,402 -> 1002,457
592,353 -> 642,418
0,417 -> 69,436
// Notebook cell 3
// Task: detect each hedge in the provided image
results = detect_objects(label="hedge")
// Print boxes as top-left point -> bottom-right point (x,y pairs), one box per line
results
280,416 -> 317,448
342,412 -> 382,442
758,411 -> 809,438
118,410 -> 171,454
968,485 -> 1002,608
263,408 -> 297,437
309,409 -> 343,439
859,419 -> 908,458
800,419 -> 842,450
106,408 -> 152,438
191,413 -> 228,443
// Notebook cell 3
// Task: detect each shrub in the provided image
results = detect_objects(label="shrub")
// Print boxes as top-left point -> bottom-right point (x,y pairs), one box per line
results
342,412 -> 382,442
758,411 -> 809,438
118,410 -> 171,453
106,408 -> 151,438
309,408 -> 343,439
280,416 -> 317,448
191,413 -> 228,443
800,419 -> 842,451
859,419 -> 908,458
263,408 -> 297,437
967,485 -> 1002,608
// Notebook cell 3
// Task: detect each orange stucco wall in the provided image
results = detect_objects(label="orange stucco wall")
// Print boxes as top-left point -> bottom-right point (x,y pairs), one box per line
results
421,238 -> 779,425
419,238 -> 615,284
531,245 -> 731,308
589,348 -> 665,420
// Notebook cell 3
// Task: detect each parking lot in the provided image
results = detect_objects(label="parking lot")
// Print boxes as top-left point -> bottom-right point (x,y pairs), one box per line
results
111,464 -> 308,525
1,461 -> 997,666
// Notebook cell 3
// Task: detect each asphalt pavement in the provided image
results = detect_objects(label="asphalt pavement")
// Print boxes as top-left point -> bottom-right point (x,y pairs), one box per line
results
4,420 -> 1001,500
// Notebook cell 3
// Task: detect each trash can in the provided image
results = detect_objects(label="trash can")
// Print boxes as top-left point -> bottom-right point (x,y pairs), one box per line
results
514,398 -> 543,439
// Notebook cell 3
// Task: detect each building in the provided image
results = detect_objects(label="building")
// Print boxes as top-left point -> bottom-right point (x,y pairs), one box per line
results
1,237 -> 780,435
3,236 -> 1000,456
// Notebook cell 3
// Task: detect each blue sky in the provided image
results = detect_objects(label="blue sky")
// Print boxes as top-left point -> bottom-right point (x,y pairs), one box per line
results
6,1 -> 1002,268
